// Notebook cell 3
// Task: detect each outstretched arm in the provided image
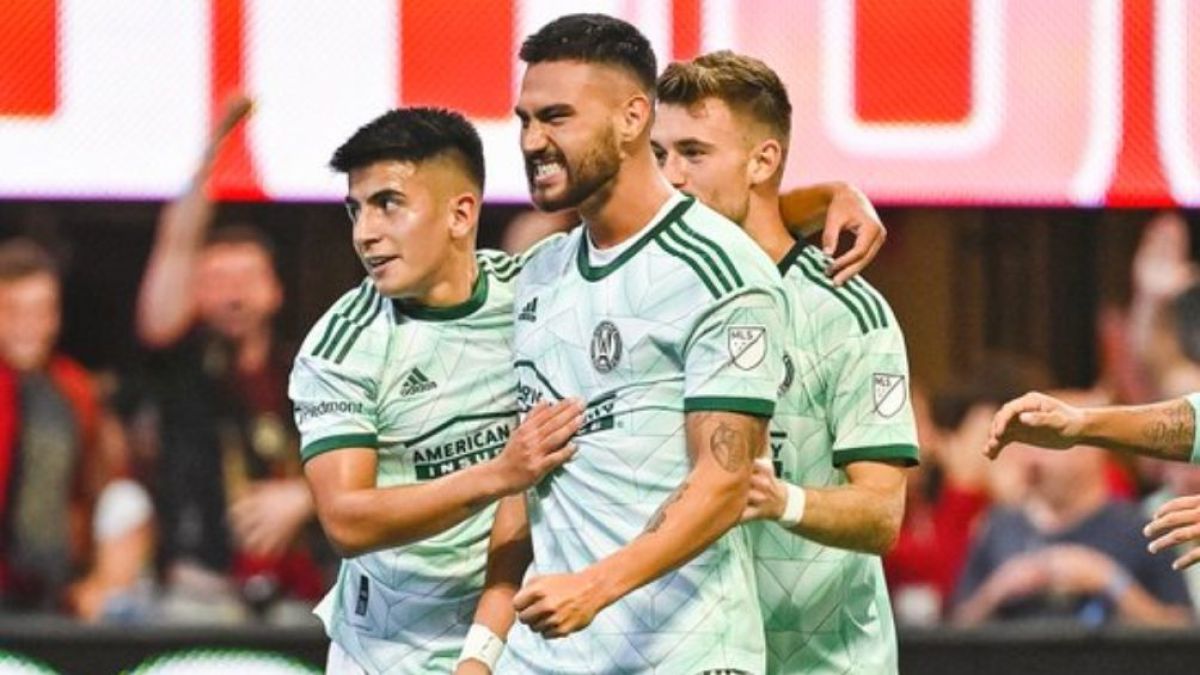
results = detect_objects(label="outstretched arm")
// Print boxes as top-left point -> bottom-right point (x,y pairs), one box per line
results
455,495 -> 534,674
780,181 -> 886,285
743,458 -> 907,555
136,95 -> 253,347
306,400 -> 581,557
985,391 -> 1197,463
510,410 -> 764,638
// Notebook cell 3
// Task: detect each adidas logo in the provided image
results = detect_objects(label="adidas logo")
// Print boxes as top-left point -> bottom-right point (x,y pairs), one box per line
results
518,297 -> 538,322
400,367 -> 437,397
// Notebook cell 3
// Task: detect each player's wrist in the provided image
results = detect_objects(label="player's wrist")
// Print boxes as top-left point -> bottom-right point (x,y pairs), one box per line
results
777,483 -> 807,528
580,561 -> 627,611
455,623 -> 505,671
477,459 -> 521,500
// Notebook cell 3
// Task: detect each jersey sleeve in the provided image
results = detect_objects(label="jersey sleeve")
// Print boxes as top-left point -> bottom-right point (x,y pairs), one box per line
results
821,302 -> 920,467
682,288 -> 784,418
289,282 -> 386,463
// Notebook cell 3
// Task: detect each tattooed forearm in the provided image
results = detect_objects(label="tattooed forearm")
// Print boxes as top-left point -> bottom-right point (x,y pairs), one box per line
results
644,480 -> 690,533
711,422 -> 750,473
1141,400 -> 1195,459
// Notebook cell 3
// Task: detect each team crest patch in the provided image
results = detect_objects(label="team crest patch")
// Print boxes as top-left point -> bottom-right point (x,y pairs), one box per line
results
591,320 -> 622,373
728,326 -> 767,370
872,373 -> 906,418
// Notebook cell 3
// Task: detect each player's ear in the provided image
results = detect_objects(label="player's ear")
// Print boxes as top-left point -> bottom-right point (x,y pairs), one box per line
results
748,138 -> 784,187
617,94 -> 653,146
447,190 -> 479,240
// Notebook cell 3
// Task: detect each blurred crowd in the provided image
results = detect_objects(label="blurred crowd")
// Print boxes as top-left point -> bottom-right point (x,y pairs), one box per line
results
886,211 -> 1200,628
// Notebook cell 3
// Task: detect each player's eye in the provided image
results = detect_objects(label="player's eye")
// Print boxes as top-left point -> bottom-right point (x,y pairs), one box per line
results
652,146 -> 666,166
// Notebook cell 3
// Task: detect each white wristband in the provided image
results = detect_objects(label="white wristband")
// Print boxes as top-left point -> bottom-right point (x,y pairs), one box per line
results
456,624 -> 505,671
779,483 -> 807,527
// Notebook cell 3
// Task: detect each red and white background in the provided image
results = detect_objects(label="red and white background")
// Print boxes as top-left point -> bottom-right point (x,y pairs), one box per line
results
1,0 -> 1197,206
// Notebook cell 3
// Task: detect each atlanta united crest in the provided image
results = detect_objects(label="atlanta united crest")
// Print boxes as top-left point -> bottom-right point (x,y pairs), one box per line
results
728,325 -> 767,370
591,320 -> 622,373
872,373 -> 907,418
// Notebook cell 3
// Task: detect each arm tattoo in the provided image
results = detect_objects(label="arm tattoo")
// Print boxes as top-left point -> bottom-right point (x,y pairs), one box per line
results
1142,400 -> 1195,459
711,422 -> 750,473
644,480 -> 690,533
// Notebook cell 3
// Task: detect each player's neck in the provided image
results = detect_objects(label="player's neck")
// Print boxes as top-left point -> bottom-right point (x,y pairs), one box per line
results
742,190 -> 797,264
411,247 -> 478,310
581,151 -> 673,249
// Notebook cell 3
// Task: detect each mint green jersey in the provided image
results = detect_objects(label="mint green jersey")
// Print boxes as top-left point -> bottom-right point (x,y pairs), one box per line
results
289,248 -> 541,674
500,194 -> 786,675
750,243 -> 919,675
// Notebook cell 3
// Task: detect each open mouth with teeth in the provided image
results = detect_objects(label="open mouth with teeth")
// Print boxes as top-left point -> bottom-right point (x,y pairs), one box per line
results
530,159 -> 565,187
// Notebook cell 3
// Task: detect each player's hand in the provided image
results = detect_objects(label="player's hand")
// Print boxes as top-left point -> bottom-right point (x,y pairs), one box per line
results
1146,493 -> 1200,570
230,478 -> 314,557
984,392 -> 1084,459
453,660 -> 493,675
822,184 -> 885,286
513,572 -> 606,639
494,399 -> 584,494
939,404 -> 995,489
741,458 -> 787,522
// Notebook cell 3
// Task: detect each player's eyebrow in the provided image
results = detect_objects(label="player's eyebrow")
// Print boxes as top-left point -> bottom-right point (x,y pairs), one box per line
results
674,138 -> 715,152
365,188 -> 405,206
514,103 -> 575,122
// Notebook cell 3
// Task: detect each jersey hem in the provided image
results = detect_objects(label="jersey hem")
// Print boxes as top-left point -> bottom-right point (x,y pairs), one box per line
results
301,433 -> 379,462
833,443 -> 919,467
685,396 -> 776,418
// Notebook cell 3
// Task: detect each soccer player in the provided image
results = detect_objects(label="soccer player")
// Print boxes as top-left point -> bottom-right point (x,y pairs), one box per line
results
291,107 -> 585,673
464,13 -> 788,675
652,52 -> 919,674
987,391 -> 1200,571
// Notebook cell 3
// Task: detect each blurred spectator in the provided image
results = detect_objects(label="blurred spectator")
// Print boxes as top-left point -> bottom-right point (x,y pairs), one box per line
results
952,391 -> 1192,627
1116,212 -> 1200,402
885,356 -> 1055,624
0,238 -> 152,619
131,96 -> 321,622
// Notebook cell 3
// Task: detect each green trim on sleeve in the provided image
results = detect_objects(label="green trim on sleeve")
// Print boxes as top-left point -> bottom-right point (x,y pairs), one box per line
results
684,396 -> 776,418
833,443 -> 920,468
301,433 -> 379,463
1187,393 -> 1200,465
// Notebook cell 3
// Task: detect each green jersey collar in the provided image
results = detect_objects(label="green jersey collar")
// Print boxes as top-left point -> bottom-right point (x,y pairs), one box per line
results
576,195 -> 695,281
393,263 -> 489,322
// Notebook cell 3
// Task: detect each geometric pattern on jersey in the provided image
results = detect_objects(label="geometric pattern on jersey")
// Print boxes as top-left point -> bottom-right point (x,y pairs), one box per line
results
748,241 -> 918,675
500,194 -> 786,675
289,244 -> 550,675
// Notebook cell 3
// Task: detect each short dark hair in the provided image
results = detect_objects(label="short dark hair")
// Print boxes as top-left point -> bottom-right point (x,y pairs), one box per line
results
658,51 -> 792,140
329,107 -> 485,192
519,13 -> 657,95
0,238 -> 59,283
